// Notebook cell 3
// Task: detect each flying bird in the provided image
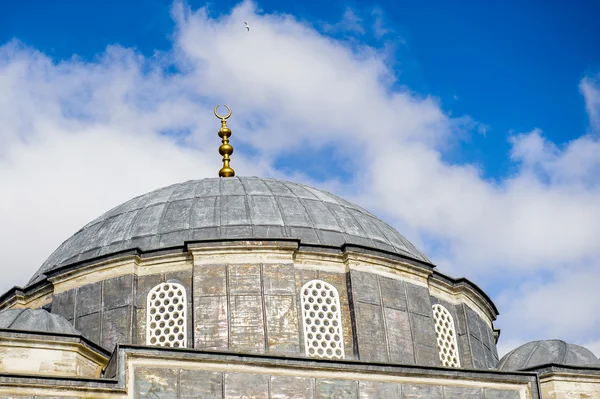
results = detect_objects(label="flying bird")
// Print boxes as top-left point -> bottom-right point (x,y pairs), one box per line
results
244,22 -> 250,31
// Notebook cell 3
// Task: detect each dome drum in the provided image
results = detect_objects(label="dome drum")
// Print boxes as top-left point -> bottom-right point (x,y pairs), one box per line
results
42,239 -> 498,370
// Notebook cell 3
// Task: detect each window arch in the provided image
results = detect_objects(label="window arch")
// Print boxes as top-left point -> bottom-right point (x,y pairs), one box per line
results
300,280 -> 344,359
146,282 -> 187,348
432,304 -> 460,367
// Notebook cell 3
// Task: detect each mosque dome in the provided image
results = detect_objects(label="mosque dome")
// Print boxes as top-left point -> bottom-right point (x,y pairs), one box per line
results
0,308 -> 79,335
498,340 -> 600,371
30,176 -> 430,285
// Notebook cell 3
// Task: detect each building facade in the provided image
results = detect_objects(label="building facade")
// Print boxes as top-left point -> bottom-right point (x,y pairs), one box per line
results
0,176 -> 598,398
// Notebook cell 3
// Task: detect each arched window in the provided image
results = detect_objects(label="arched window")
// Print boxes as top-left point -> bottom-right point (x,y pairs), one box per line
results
300,280 -> 344,359
432,304 -> 460,367
146,282 -> 187,348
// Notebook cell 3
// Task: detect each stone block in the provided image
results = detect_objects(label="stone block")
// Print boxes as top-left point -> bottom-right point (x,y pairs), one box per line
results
359,381 -> 400,398
405,283 -> 433,317
379,277 -> 407,310
484,389 -> 521,399
164,269 -> 192,301
194,296 -> 228,350
271,376 -> 313,399
179,370 -> 223,399
458,332 -> 473,368
318,271 -> 348,304
455,304 -> 469,336
229,295 -> 265,353
136,307 -> 147,345
340,304 -> 354,359
133,367 -> 178,399
414,343 -> 440,366
52,290 -> 75,321
135,274 -> 163,308
350,270 -> 381,305
409,313 -> 436,346
356,302 -> 388,362
75,282 -> 102,317
295,268 -> 318,296
263,264 -> 295,295
224,372 -> 269,399
443,387 -> 484,398
101,306 -> 131,351
103,275 -> 133,310
470,336 -> 486,369
194,265 -> 227,296
265,295 -> 299,355
483,340 -> 497,369
75,311 -> 101,344
385,307 -> 415,364
402,384 -> 443,398
465,306 -> 482,341
228,264 -> 261,295
316,379 -> 358,399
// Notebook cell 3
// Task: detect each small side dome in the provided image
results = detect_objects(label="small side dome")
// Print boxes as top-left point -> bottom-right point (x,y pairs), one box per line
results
0,309 -> 79,335
498,340 -> 600,371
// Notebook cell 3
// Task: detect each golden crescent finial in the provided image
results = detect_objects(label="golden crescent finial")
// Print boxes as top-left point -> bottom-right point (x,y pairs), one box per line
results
214,104 -> 232,120
214,104 -> 235,177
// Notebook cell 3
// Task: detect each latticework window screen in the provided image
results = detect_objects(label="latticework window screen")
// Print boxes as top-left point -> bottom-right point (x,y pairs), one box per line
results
432,304 -> 460,367
300,280 -> 345,359
146,282 -> 187,348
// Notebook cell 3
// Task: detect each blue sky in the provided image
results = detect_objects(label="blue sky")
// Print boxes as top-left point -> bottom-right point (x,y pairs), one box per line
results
3,0 -> 599,178
1,1 -> 600,356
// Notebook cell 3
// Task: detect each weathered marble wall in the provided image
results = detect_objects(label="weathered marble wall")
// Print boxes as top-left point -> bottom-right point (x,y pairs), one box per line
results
133,366 -> 528,399
429,295 -> 499,369
350,269 -> 438,366
52,274 -> 135,350
194,263 -> 346,357
47,251 -> 499,369
135,269 -> 193,348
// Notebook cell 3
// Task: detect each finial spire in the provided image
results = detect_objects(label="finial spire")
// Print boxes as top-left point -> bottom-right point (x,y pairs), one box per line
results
214,105 -> 235,177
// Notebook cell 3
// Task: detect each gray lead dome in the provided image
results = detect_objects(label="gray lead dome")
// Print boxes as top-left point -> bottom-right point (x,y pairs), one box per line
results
31,177 -> 429,284
0,309 -> 80,335
498,340 -> 600,370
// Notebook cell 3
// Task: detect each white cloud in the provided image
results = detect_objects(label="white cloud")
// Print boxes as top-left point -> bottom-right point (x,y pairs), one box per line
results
322,8 -> 365,35
1,0 -> 600,357
371,7 -> 391,39
581,74 -> 600,131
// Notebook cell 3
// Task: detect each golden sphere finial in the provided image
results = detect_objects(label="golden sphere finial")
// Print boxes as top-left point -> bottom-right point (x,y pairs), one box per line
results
214,104 -> 235,177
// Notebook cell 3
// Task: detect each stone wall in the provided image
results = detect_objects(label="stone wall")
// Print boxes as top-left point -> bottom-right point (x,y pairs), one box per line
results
134,368 -> 526,399
350,269 -> 438,366
135,269 -> 193,348
430,296 -> 499,369
538,367 -> 600,399
52,275 -> 135,350
46,246 -> 499,369
127,348 -> 538,399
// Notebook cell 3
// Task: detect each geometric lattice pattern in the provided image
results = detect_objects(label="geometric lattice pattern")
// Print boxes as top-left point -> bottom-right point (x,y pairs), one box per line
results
146,282 -> 187,348
432,304 -> 460,368
300,280 -> 345,360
